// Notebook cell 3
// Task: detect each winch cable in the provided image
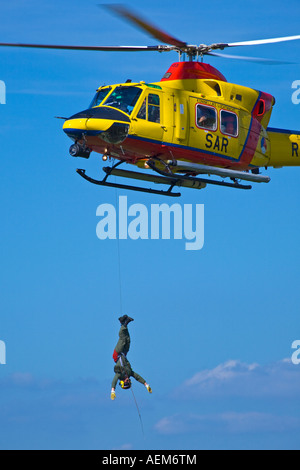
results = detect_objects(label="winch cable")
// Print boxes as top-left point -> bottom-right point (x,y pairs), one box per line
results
114,172 -> 123,316
130,385 -> 145,438
114,172 -> 145,438
119,354 -> 145,438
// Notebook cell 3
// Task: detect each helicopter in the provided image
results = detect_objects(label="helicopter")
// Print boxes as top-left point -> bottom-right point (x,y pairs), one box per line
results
1,4 -> 300,197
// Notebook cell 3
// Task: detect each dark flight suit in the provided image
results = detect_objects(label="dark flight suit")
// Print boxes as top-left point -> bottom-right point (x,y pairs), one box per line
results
111,355 -> 146,389
113,325 -> 131,362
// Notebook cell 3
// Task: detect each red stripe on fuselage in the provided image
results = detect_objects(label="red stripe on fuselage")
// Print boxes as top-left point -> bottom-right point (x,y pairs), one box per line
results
239,118 -> 262,167
86,126 -> 261,170
85,118 -> 262,170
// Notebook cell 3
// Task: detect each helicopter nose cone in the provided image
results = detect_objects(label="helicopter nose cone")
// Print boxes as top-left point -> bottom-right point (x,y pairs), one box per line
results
63,106 -> 131,144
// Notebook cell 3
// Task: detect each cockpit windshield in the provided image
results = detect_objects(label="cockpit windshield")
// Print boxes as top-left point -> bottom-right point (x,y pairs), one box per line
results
89,87 -> 112,108
102,86 -> 143,115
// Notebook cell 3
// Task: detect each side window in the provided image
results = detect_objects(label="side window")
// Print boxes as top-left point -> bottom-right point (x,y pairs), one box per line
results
137,94 -> 160,123
196,104 -> 217,131
137,98 -> 147,120
148,94 -> 160,123
220,110 -> 238,137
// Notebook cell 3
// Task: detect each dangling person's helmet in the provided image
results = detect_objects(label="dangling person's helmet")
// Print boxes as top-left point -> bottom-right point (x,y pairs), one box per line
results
119,378 -> 132,389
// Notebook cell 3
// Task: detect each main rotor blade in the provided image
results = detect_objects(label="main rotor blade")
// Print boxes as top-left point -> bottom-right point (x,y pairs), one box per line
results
101,3 -> 187,48
207,51 -> 293,65
0,42 -> 165,52
226,34 -> 300,47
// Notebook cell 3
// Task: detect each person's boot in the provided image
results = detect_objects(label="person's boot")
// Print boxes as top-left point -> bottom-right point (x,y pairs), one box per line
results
118,315 -> 127,325
124,316 -> 134,326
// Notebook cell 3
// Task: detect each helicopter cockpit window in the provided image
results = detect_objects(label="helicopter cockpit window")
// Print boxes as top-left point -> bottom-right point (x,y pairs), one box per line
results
102,86 -> 142,115
220,110 -> 238,137
196,104 -> 217,131
137,94 -> 160,123
89,87 -> 112,108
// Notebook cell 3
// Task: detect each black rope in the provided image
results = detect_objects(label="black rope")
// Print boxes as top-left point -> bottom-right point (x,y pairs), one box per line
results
131,385 -> 145,438
114,174 -> 123,316
119,354 -> 145,438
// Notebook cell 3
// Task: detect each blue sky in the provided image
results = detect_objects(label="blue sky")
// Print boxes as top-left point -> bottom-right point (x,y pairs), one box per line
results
0,0 -> 300,450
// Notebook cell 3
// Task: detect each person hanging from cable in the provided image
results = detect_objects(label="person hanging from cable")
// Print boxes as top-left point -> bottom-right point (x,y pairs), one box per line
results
111,315 -> 152,400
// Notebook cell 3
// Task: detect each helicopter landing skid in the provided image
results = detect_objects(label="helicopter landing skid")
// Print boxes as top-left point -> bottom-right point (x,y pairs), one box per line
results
147,158 -> 253,191
76,160 -> 182,197
76,157 -> 252,196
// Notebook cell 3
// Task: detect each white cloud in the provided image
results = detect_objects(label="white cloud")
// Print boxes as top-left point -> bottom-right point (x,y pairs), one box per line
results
185,359 -> 259,386
2,372 -> 35,387
174,358 -> 300,398
112,443 -> 134,450
155,411 -> 300,435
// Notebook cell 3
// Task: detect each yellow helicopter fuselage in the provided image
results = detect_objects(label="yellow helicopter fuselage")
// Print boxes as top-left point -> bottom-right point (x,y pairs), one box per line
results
63,62 -> 300,175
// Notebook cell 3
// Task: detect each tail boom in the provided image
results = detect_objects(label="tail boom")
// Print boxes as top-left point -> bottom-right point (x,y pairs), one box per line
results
268,127 -> 300,167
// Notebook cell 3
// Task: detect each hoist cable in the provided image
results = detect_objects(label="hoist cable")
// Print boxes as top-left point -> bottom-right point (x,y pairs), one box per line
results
114,173 -> 123,316
130,386 -> 145,438
119,355 -> 145,438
